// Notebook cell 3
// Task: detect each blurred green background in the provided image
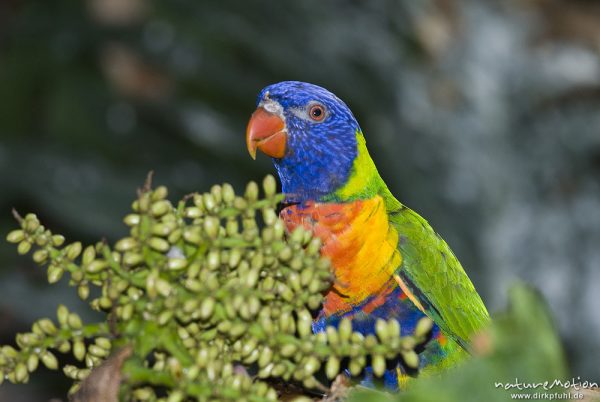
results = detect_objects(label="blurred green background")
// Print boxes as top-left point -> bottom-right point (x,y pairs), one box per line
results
1,0 -> 599,400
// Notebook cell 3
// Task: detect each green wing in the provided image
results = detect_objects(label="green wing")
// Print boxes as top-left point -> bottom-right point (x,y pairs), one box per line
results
388,202 -> 490,349
332,130 -> 489,348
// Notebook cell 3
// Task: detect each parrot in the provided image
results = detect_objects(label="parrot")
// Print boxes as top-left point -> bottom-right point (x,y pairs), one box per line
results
245,81 -> 490,389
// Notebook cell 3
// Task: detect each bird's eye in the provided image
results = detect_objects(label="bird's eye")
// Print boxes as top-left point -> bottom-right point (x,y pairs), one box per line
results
308,104 -> 326,122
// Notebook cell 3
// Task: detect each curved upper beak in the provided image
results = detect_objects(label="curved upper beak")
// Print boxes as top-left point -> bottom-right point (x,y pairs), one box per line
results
246,107 -> 287,160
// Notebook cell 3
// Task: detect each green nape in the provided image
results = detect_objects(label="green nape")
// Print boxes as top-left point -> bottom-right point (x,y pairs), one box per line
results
326,130 -> 402,211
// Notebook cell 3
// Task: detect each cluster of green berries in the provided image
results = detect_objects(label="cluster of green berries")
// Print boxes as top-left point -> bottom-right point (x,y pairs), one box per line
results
1,176 -> 432,401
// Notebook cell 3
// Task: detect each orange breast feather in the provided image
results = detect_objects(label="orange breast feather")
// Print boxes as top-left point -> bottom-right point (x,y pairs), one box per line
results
280,196 -> 402,316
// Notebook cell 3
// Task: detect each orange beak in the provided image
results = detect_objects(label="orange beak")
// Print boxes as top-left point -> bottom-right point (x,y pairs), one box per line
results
246,107 -> 287,159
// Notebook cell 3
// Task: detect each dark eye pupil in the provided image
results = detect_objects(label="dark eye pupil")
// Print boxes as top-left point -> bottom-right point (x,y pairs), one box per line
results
312,107 -> 322,117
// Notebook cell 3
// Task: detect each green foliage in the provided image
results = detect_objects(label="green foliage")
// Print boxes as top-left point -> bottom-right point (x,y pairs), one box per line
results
0,175 -> 431,401
348,284 -> 573,402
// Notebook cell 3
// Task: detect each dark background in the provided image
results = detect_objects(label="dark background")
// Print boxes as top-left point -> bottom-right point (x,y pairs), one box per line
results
1,0 -> 599,400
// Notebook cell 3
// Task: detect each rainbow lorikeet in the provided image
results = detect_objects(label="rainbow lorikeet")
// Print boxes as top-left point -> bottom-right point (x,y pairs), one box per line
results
245,81 -> 490,389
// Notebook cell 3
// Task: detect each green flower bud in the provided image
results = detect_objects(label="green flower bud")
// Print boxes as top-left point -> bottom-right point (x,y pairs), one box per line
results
279,311 -> 294,333
38,318 -> 58,335
27,354 -> 39,372
17,332 -> 40,348
82,245 -> 96,265
115,237 -> 138,252
32,249 -> 48,264
167,257 -> 187,271
265,388 -> 278,401
167,390 -> 184,402
41,350 -> 58,370
326,356 -> 340,379
133,387 -> 155,401
63,364 -> 77,378
95,337 -> 111,350
47,265 -> 64,284
400,336 -> 416,351
303,356 -> 320,375
57,305 -> 69,326
262,208 -> 277,226
258,347 -> 273,368
375,318 -> 389,342
290,227 -> 305,245
229,323 -> 246,338
51,234 -> 65,246
250,252 -> 264,270
401,350 -> 420,369
138,194 -> 150,212
338,318 -> 352,343
202,193 -> 216,212
349,356 -> 365,376
88,344 -> 109,357
123,213 -> 141,226
2,345 -> 18,358
86,260 -> 107,274
207,249 -> 220,270
245,181 -> 259,201
152,185 -> 168,201
203,216 -> 220,239
158,310 -> 173,325
24,215 -> 40,233
167,228 -> 182,243
307,278 -> 322,294
326,326 -> 339,346
148,237 -> 169,252
273,220 -> 285,240
239,296 -> 260,320
300,268 -> 314,287
307,295 -> 322,310
278,246 -> 293,262
200,297 -> 215,320
388,319 -> 401,339
55,341 -> 69,354
17,240 -> 31,255
151,200 -> 171,217
31,322 -> 43,335
6,229 -> 25,243
296,309 -> 313,338
121,303 -> 134,320
278,283 -> 294,302
245,268 -> 260,288
74,340 -> 86,361
372,354 -> 386,377
123,252 -> 143,266
227,248 -> 242,268
184,278 -> 202,292
365,334 -> 378,350
232,196 -> 247,211
66,242 -> 82,260
68,313 -> 83,329
223,183 -> 235,205
15,362 -> 28,382
262,175 -> 277,197
306,238 -> 322,256
76,368 -> 91,380
414,317 -> 434,338
77,284 -> 90,300
155,278 -> 172,297
279,342 -> 298,357
184,207 -> 202,219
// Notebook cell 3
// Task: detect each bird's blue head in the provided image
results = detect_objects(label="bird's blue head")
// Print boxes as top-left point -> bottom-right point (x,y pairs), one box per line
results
246,81 -> 359,201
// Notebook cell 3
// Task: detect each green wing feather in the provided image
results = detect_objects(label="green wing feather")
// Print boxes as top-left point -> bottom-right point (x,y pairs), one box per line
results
333,130 -> 490,349
388,200 -> 490,349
